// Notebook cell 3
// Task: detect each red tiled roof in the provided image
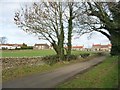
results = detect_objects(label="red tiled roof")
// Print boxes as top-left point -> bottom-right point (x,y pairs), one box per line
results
108,44 -> 112,46
101,45 -> 109,48
64,46 -> 84,48
101,44 -> 112,48
34,44 -> 49,46
0,44 -> 22,46
93,44 -> 101,46
72,46 -> 84,48
92,44 -> 112,48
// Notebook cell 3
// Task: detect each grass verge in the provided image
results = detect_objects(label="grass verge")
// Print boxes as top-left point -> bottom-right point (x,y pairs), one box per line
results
2,63 -> 65,82
56,56 -> 118,88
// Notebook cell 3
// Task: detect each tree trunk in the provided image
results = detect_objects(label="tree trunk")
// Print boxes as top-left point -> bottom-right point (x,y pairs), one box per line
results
52,43 -> 59,55
110,33 -> 120,56
109,28 -> 120,56
52,42 -> 64,60
57,3 -> 65,61
59,22 -> 65,60
67,19 -> 72,56
98,28 -> 120,56
67,3 -> 73,56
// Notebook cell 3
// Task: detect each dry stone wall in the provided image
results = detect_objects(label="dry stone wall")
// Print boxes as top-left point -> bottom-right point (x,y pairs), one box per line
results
1,57 -> 45,70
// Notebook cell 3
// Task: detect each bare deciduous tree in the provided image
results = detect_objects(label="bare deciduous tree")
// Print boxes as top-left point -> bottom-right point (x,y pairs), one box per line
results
14,2 -> 66,60
0,37 -> 7,44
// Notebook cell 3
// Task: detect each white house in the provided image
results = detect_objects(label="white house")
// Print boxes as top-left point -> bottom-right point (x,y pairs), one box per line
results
0,44 -> 22,50
91,44 -> 112,52
33,44 -> 49,50
72,46 -> 84,51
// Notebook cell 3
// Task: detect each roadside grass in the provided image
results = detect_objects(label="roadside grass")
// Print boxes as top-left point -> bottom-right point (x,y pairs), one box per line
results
57,56 -> 118,88
2,54 -> 98,82
2,63 -> 65,82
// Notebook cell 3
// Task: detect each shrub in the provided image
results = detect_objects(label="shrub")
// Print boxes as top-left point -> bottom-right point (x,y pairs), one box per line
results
20,46 -> 33,50
64,55 -> 78,61
15,47 -> 21,50
41,55 -> 59,65
41,55 -> 78,65
96,52 -> 105,56
2,47 -> 7,50
80,53 -> 90,58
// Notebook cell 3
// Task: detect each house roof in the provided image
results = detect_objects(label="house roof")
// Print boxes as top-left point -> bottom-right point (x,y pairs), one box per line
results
108,44 -> 112,46
0,44 -> 22,46
34,44 -> 49,46
92,44 -> 112,48
93,44 -> 101,46
64,46 -> 84,49
72,46 -> 84,48
101,44 -> 112,48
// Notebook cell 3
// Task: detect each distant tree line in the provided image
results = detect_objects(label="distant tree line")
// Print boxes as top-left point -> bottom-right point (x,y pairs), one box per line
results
20,43 -> 33,50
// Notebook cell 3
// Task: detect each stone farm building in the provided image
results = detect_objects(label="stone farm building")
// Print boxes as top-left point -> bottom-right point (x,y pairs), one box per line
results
33,44 -> 49,50
0,44 -> 22,50
92,44 -> 112,52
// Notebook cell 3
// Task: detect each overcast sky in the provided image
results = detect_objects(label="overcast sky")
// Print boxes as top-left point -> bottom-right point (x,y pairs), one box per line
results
0,0 -> 111,48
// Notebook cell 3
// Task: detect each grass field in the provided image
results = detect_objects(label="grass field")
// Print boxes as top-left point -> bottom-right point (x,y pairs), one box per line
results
1,49 -> 93,57
1,50 -> 56,57
57,56 -> 118,88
